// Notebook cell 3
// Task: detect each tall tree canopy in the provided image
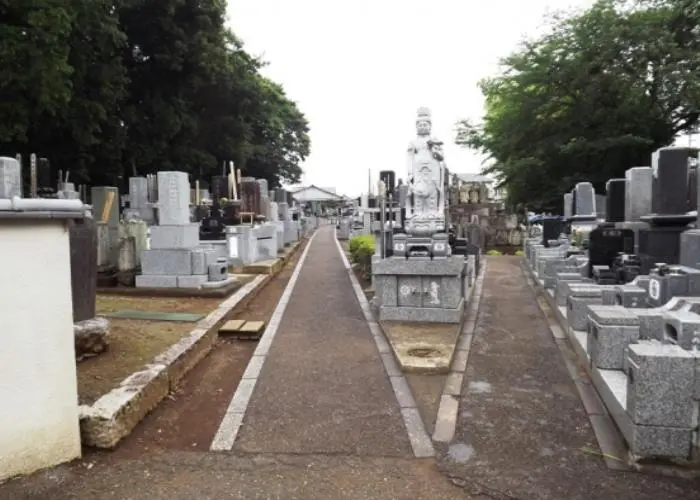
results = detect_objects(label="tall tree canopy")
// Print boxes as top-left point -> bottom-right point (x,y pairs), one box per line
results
457,0 -> 700,212
0,0 -> 310,189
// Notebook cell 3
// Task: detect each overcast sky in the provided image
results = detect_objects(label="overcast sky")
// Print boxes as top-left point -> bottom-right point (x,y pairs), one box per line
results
227,0 -> 596,197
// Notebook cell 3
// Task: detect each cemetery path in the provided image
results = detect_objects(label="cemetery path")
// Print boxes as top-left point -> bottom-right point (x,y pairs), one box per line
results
437,256 -> 700,500
231,224 -> 413,456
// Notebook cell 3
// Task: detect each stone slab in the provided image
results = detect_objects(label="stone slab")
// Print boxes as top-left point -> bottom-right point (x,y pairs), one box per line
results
149,224 -> 200,249
240,321 -> 265,333
379,299 -> 464,324
177,274 -> 208,289
141,248 -> 194,275
103,310 -> 204,322
135,274 -> 178,288
373,256 -> 465,276
220,320 -> 246,333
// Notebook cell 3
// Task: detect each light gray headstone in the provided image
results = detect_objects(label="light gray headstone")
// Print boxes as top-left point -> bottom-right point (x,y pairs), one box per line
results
157,171 -> 190,225
0,156 -> 22,199
563,193 -> 573,218
625,166 -> 652,221
129,177 -> 149,208
573,182 -> 596,216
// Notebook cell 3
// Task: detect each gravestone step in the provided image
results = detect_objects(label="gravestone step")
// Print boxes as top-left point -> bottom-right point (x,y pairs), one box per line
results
219,319 -> 266,339
103,310 -> 205,322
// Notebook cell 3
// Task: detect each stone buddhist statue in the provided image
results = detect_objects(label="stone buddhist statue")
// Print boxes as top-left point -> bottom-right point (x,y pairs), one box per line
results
405,107 -> 446,235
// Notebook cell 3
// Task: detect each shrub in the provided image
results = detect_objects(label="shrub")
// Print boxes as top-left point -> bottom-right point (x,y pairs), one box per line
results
486,249 -> 502,256
348,235 -> 375,280
515,250 -> 525,256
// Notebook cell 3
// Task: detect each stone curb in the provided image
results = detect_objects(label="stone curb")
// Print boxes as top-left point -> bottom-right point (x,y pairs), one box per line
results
432,260 -> 488,444
79,239 -> 308,449
334,234 -> 436,458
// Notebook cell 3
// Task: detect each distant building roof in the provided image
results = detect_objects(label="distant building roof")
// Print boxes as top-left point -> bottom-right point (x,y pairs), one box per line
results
290,185 -> 344,202
454,173 -> 494,184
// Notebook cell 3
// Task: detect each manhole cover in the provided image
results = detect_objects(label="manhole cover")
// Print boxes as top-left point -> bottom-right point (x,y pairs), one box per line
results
407,347 -> 438,358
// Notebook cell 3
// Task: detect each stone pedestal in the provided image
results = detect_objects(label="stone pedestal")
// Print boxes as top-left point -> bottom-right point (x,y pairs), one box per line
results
373,256 -> 466,323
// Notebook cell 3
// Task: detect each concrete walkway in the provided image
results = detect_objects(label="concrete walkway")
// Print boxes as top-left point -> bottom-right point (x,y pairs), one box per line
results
438,256 -> 700,500
226,225 -> 413,456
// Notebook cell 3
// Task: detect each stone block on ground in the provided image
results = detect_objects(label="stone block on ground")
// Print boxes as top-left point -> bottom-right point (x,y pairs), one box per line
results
74,317 -> 110,361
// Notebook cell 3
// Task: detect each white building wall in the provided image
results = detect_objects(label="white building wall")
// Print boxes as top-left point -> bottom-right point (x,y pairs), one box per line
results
0,220 -> 81,481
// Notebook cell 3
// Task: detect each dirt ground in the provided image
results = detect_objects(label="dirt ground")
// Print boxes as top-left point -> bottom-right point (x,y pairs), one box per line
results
78,279 -> 270,406
78,295 -> 227,405
96,294 -> 225,315
77,319 -> 199,405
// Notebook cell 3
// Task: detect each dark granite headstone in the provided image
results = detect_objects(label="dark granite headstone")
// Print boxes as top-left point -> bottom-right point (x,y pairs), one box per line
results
274,189 -> 287,203
541,218 -> 563,247
37,157 -> 54,197
222,201 -> 242,225
638,226 -> 686,271
688,166 -> 697,212
240,177 -> 260,214
605,178 -> 626,223
649,147 -> 693,217
638,147 -> 697,271
210,176 -> 227,204
368,196 -> 377,208
69,217 -> 98,322
193,204 -> 209,223
587,225 -> 634,278
379,170 -> 396,197
199,207 -> 225,240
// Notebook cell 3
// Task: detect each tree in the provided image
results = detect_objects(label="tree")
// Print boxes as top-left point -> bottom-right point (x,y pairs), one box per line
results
0,0 -> 75,144
0,0 -> 311,189
457,0 -> 700,212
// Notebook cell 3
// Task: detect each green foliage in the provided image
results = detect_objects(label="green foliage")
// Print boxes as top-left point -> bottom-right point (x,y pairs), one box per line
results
486,249 -> 503,256
0,0 -> 310,188
515,250 -> 525,256
348,235 -> 375,280
457,0 -> 700,212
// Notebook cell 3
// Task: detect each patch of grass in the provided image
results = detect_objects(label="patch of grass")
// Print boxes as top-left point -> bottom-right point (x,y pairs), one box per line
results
515,250 -> 525,256
486,249 -> 503,256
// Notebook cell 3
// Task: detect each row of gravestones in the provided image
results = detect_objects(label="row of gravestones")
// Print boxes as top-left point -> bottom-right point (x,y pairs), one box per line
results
523,146 -> 700,464
131,171 -> 306,289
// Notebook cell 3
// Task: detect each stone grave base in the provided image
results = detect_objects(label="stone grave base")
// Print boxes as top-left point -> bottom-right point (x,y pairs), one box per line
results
373,256 -> 466,324
380,298 -> 464,323
97,276 -> 243,298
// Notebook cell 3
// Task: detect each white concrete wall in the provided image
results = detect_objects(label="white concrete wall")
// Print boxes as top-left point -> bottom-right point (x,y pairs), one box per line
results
0,220 -> 81,481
